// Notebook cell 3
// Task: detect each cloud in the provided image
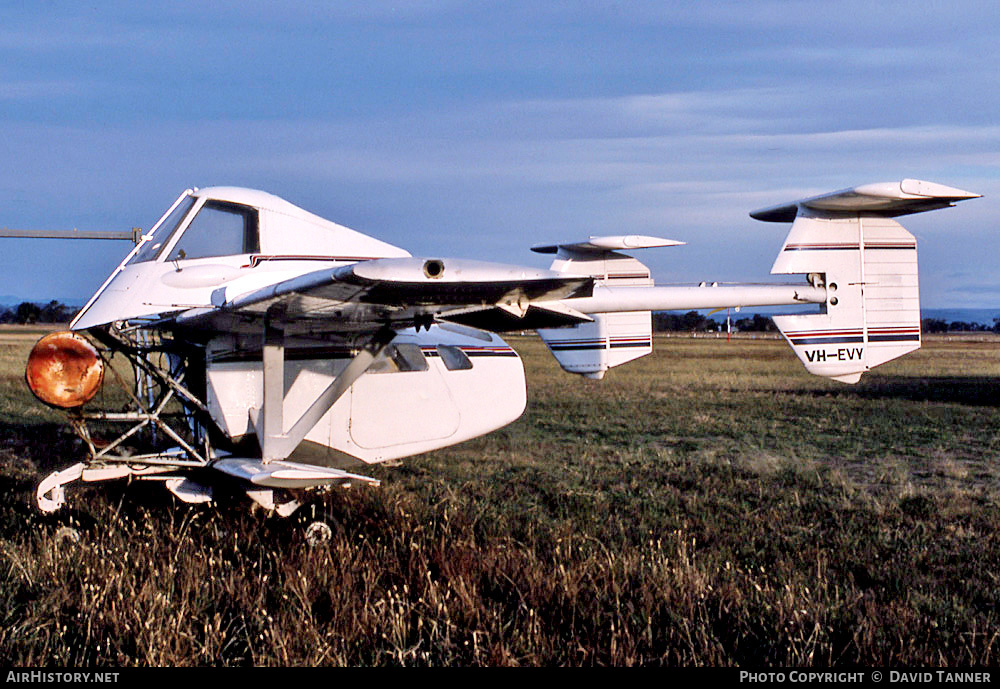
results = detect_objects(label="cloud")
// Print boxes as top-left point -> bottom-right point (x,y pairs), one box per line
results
1,3 -> 997,306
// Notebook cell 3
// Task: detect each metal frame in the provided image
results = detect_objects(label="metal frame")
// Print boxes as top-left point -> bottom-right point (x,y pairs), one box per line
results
70,327 -> 217,469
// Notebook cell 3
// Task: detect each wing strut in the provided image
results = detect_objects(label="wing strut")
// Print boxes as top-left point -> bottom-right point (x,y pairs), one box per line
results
250,322 -> 396,461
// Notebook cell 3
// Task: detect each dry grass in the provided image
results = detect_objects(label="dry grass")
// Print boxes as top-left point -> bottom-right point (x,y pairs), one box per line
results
2,330 -> 1000,666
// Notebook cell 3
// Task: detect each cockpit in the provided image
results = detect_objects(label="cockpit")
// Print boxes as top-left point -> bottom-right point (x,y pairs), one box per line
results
128,193 -> 259,265
71,186 -> 412,330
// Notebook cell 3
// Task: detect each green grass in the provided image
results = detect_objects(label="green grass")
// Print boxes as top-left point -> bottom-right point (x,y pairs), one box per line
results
1,331 -> 999,665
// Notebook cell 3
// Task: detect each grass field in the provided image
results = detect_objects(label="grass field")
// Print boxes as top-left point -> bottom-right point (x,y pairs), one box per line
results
1,328 -> 999,666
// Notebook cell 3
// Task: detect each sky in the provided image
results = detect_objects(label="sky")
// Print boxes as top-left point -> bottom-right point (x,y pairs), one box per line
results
1,1 -> 998,309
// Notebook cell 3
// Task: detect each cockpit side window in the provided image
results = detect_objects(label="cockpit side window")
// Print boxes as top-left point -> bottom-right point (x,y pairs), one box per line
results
128,195 -> 196,264
166,201 -> 259,262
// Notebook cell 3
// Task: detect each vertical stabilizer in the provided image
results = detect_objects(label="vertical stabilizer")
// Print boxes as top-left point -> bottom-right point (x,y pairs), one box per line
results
531,236 -> 682,378
755,180 -> 978,383
770,213 -> 920,383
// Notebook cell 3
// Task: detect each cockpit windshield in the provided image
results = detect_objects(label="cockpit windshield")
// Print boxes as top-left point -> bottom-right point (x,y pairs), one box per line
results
165,201 -> 259,261
128,195 -> 196,264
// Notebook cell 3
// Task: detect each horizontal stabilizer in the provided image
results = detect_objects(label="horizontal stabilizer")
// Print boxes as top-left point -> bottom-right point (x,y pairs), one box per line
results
751,179 -> 980,223
532,235 -> 684,254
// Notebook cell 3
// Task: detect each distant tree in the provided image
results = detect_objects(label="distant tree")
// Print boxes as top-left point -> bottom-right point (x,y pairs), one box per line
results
921,318 -> 948,334
38,300 -> 71,323
653,310 -> 713,332
14,302 -> 41,324
947,320 -> 988,332
652,312 -> 678,331
681,310 -> 709,331
734,314 -> 775,332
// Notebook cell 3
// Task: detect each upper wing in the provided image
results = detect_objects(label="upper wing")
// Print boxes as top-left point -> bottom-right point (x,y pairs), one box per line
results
169,256 -> 595,335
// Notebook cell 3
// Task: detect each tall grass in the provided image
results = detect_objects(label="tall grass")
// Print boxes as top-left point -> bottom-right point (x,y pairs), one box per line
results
1,331 -> 999,665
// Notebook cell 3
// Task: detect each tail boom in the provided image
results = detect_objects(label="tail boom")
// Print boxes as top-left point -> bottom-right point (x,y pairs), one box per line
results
534,236 -> 826,379
564,283 -> 827,314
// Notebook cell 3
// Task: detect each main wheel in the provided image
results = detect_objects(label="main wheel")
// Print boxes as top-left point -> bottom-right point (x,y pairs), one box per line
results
304,520 -> 333,546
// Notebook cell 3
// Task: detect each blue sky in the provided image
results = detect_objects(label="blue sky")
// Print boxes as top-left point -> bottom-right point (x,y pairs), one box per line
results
2,1 -> 998,308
